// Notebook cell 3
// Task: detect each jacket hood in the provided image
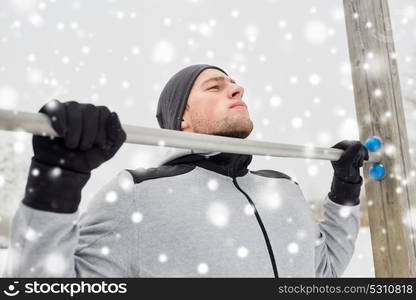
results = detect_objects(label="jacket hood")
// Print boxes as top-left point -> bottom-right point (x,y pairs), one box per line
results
159,147 -> 252,178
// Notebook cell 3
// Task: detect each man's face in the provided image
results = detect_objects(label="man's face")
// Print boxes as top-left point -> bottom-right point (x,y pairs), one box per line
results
181,68 -> 253,138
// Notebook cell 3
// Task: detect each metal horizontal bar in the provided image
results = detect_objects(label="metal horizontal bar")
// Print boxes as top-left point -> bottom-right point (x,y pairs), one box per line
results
0,108 -> 382,163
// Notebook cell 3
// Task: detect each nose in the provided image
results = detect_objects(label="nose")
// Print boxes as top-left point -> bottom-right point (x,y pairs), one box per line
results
228,84 -> 244,99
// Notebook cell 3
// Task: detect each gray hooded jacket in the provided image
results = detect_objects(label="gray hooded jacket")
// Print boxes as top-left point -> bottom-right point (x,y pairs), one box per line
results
3,149 -> 360,278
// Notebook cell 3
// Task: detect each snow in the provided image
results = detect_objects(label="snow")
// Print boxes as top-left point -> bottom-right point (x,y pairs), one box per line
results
207,179 -> 219,191
207,202 -> 230,228
287,242 -> 299,254
27,68 -> 43,85
44,252 -> 67,276
105,191 -> 118,203
244,204 -> 255,216
304,20 -> 328,44
158,254 -> 168,263
291,117 -> 303,129
269,96 -> 282,107
308,73 -> 321,86
339,207 -> 352,219
0,86 -> 18,109
261,192 -> 282,210
197,263 -> 209,275
101,246 -> 110,255
151,40 -> 176,64
307,165 -> 319,176
131,211 -> 143,223
237,246 -> 249,258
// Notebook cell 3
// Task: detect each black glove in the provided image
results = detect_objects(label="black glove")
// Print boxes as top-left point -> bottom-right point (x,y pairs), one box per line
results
23,100 -> 126,213
328,140 -> 369,206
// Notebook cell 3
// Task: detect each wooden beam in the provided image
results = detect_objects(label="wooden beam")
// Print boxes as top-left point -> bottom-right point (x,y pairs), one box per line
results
343,0 -> 416,277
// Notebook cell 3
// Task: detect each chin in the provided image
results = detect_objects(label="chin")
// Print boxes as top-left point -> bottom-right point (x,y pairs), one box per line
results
214,119 -> 254,139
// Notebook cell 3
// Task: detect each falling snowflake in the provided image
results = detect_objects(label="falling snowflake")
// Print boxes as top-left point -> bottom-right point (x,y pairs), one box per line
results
105,191 -> 118,203
26,68 -> 43,85
131,211 -> 143,223
101,246 -> 110,255
231,10 -> 240,18
287,242 -> 299,254
206,50 -> 215,58
403,207 -> 416,230
61,56 -> 70,64
196,22 -> 213,37
28,13 -> 44,27
44,253 -> 67,275
291,117 -> 303,129
308,73 -> 321,86
121,80 -> 130,89
284,32 -> 293,40
50,167 -> 62,178
206,202 -> 229,227
207,179 -> 219,191
13,142 -> 25,153
337,118 -> 359,140
56,22 -> 65,30
197,263 -> 209,275
305,20 -> 328,44
158,254 -> 168,263
317,131 -> 331,144
31,168 -> 40,177
296,230 -> 307,240
151,40 -> 176,64
313,96 -> 321,104
129,151 -> 156,169
264,84 -> 272,92
11,0 -> 39,11
339,207 -> 352,218
131,47 -> 140,55
289,76 -> 298,84
373,88 -> 383,98
244,204 -> 255,216
384,144 -> 396,156
81,46 -> 90,54
261,192 -> 282,210
99,74 -> 108,86
307,165 -> 319,176
237,246 -> 249,258
244,24 -> 258,43
24,227 -> 39,242
118,173 -> 134,191
0,86 -> 18,109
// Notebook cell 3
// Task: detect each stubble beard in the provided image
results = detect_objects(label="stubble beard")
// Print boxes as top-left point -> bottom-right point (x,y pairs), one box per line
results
191,114 -> 253,139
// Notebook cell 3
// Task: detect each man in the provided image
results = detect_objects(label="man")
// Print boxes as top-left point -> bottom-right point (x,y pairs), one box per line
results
4,64 -> 368,277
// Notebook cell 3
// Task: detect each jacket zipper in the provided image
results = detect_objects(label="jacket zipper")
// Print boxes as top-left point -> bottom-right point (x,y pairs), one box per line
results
232,177 -> 279,278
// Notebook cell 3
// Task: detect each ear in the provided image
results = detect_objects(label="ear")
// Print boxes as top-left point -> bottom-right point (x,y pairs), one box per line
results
181,118 -> 191,131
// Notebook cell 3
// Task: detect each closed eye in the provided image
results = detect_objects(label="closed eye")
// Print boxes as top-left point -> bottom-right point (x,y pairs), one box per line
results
208,85 -> 219,90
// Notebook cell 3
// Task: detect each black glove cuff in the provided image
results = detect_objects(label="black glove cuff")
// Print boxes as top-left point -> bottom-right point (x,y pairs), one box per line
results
328,175 -> 362,206
22,158 -> 91,213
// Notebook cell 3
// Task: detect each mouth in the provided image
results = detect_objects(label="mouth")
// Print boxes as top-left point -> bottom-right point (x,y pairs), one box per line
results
229,101 -> 247,109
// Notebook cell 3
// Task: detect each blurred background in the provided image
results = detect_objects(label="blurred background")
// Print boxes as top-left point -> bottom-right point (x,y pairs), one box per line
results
0,0 -> 415,277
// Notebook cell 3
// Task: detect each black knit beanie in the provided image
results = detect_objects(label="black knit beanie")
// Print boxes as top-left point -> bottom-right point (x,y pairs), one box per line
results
156,64 -> 228,131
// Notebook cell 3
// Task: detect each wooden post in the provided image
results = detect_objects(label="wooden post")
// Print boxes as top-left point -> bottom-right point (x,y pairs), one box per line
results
343,0 -> 416,277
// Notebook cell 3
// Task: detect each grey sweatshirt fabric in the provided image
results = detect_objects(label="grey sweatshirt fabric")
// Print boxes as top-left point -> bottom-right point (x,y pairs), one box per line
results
3,149 -> 360,278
